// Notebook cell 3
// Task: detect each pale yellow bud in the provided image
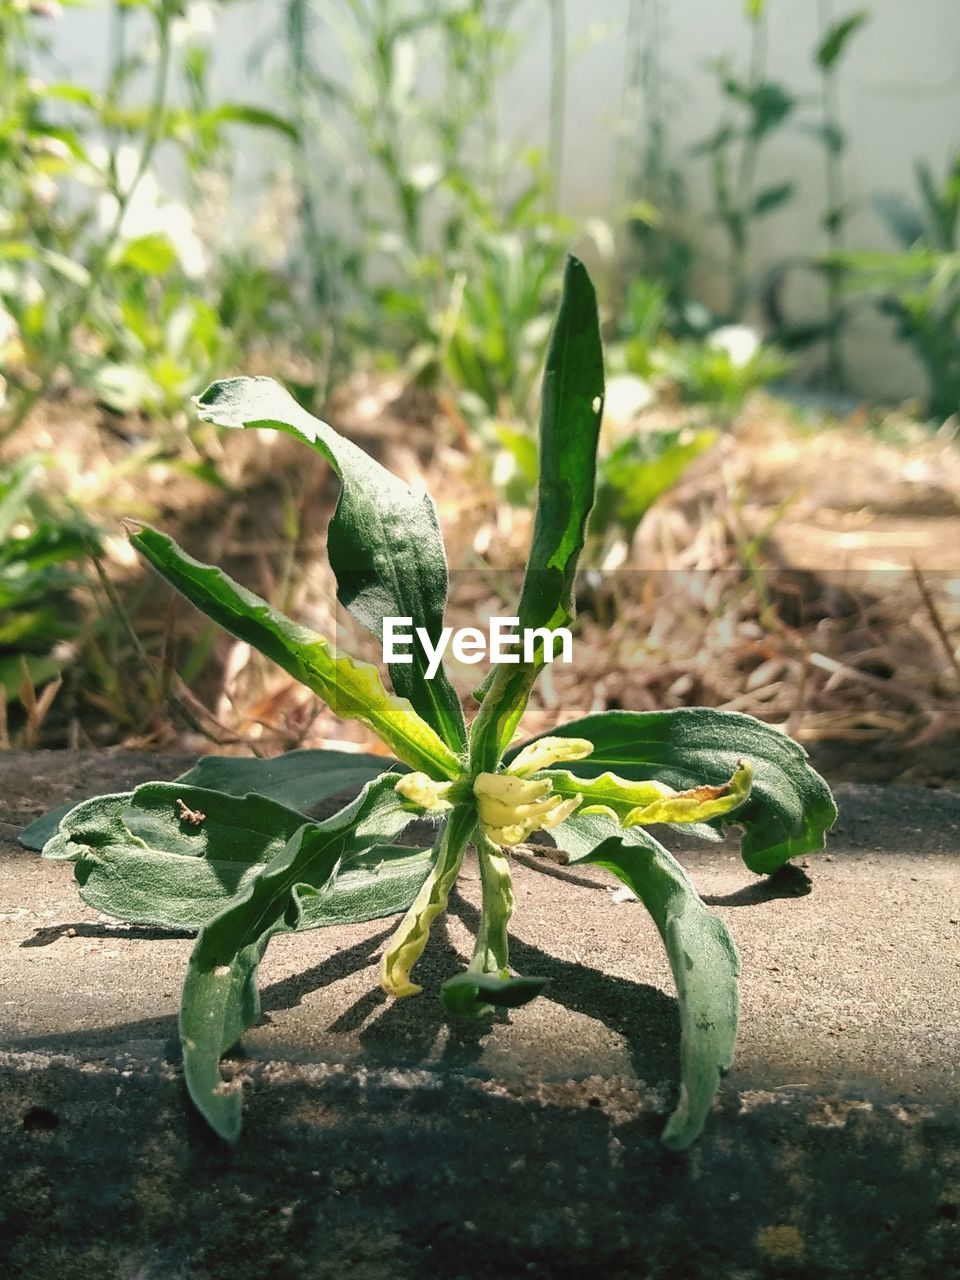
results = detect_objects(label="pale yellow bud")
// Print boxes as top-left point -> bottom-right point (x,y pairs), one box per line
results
473,771 -> 582,847
508,736 -> 594,778
394,772 -> 454,812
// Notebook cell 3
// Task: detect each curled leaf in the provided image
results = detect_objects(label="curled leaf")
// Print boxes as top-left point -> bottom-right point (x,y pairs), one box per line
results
508,735 -> 594,777
550,761 -> 753,829
469,833 -> 514,981
508,709 -> 836,873
20,746 -> 389,853
473,771 -> 581,846
182,777 -> 406,1141
394,772 -> 455,812
380,805 -> 475,998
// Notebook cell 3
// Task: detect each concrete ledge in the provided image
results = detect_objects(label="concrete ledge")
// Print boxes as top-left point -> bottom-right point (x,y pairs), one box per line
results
1,754 -> 959,1277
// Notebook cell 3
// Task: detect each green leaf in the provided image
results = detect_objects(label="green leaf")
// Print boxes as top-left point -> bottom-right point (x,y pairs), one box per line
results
724,80 -> 793,137
202,104 -> 300,142
42,784 -> 317,925
470,256 -> 604,769
194,377 -> 465,751
18,747 -> 391,852
816,11 -> 868,68
39,780 -> 420,931
593,430 -> 716,532
181,777 -> 405,1140
112,233 -> 178,275
130,525 -> 463,782
182,748 -> 390,813
551,813 -> 739,1150
441,972 -> 548,1017
507,708 -> 836,874
309,842 -> 436,927
752,182 -> 795,217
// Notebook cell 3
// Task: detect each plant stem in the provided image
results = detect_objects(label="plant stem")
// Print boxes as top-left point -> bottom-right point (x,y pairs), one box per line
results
0,5 -> 174,446
816,0 -> 846,388
469,831 -> 515,977
547,0 -> 566,209
729,6 -> 768,316
285,0 -> 343,400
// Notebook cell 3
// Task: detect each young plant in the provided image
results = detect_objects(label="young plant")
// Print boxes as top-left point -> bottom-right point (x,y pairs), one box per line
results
31,257 -> 835,1149
810,4 -> 868,386
844,150 -> 960,421
0,454 -> 99,703
694,0 -> 796,318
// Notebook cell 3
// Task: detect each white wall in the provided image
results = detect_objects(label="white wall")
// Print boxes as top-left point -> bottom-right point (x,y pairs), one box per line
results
47,0 -> 960,401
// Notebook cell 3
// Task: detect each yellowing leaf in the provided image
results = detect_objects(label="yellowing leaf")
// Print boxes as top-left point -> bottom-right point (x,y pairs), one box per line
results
381,806 -> 475,997
550,761 -> 753,829
131,526 -> 464,782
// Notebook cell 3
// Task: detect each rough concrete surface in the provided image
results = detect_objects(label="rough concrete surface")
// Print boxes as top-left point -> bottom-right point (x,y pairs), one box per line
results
1,752 -> 959,1279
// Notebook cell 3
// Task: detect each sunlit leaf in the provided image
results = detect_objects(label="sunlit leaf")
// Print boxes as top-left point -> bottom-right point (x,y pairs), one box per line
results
470,255 -> 604,769
19,747 -> 391,852
441,971 -> 548,1017
130,525 -> 463,781
194,377 -> 465,750
508,708 -> 835,873
39,780 -> 422,930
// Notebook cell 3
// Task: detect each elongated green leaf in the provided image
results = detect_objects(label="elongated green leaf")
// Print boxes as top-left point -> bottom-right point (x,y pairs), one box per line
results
311,842 -> 436,927
752,182 -> 795,217
551,813 -> 739,1150
131,526 -> 462,782
42,784 -> 311,927
39,781 -> 425,931
19,747 -> 391,852
194,376 -> 465,750
470,256 -> 604,770
203,104 -> 300,142
182,777 -> 404,1141
816,11 -> 868,68
508,709 -> 835,873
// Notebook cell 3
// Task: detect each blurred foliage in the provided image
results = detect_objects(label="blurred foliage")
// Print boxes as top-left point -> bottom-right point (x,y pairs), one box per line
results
0,0 -> 956,742
0,454 -> 98,701
0,0 -> 299,435
840,153 -> 960,421
591,427 -> 717,540
275,0 -> 576,422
